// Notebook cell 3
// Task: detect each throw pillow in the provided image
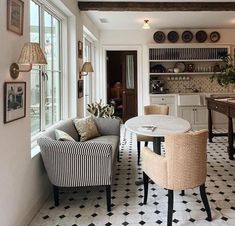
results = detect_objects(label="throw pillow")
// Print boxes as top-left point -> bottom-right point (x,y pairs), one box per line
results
73,116 -> 100,141
55,129 -> 75,142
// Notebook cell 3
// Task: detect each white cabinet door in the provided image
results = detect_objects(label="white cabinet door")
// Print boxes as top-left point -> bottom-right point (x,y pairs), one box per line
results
179,107 -> 194,124
194,107 -> 208,125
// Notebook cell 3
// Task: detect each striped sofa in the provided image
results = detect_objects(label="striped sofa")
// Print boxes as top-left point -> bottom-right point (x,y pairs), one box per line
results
37,117 -> 121,212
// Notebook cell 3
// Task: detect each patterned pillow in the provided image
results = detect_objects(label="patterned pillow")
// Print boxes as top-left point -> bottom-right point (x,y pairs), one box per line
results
73,116 -> 100,141
55,129 -> 75,142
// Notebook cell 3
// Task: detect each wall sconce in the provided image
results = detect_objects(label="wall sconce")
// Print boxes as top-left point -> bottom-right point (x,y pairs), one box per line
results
142,19 -> 150,29
79,62 -> 94,79
10,42 -> 47,79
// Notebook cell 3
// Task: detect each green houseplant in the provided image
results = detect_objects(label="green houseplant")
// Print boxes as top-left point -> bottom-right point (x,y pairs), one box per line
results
87,99 -> 121,121
211,54 -> 235,88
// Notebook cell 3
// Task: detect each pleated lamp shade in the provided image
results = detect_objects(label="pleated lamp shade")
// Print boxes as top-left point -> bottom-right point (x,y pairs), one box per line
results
17,42 -> 47,65
81,62 -> 94,73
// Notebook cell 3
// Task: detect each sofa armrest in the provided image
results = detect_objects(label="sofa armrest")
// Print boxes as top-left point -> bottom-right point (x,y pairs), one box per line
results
94,117 -> 121,136
37,138 -> 113,187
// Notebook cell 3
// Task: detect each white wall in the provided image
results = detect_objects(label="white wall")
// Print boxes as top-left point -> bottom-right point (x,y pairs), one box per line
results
0,1 -> 99,226
99,28 -> 235,115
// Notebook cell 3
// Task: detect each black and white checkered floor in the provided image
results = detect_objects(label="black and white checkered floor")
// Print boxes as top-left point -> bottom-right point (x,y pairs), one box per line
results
30,128 -> 235,226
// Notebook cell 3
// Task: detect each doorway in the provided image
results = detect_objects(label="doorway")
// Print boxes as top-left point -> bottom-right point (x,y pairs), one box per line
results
107,51 -> 138,122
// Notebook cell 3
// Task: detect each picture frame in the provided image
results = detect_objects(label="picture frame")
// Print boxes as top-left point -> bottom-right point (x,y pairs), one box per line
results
78,41 -> 83,59
78,80 -> 83,98
7,0 -> 24,35
4,82 -> 26,123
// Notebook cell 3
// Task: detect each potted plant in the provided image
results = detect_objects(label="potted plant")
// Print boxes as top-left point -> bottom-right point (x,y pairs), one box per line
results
211,54 -> 235,91
87,99 -> 122,122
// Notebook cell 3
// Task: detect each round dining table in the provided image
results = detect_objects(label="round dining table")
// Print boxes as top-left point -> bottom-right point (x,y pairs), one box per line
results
125,115 -> 191,155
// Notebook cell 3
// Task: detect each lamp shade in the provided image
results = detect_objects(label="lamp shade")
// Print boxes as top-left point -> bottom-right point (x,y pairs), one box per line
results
17,42 -> 47,65
81,62 -> 94,73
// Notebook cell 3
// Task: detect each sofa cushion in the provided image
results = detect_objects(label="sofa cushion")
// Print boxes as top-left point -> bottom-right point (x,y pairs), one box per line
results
88,135 -> 119,164
55,129 -> 75,142
73,116 -> 100,141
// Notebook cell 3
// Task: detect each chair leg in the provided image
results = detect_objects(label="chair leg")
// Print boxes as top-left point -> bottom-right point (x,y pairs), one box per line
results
144,141 -> 148,147
200,184 -> 212,221
181,190 -> 185,196
167,190 -> 174,226
137,141 -> 141,165
143,172 -> 149,204
106,185 -> 111,212
53,185 -> 59,206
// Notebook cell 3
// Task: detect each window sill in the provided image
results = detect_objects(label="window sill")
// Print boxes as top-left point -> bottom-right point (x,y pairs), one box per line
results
31,144 -> 41,158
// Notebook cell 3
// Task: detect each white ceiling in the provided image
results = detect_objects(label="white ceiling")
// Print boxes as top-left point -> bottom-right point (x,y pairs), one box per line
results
78,1 -> 235,30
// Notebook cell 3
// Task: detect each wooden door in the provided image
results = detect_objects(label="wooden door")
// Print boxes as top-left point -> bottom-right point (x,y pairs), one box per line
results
121,51 -> 138,122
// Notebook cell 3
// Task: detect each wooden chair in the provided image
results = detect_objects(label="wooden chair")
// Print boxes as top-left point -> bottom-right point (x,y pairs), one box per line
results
136,104 -> 169,165
142,129 -> 212,226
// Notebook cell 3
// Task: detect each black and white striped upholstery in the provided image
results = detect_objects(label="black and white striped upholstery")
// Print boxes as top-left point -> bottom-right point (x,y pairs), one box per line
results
37,117 -> 121,211
37,138 -> 113,187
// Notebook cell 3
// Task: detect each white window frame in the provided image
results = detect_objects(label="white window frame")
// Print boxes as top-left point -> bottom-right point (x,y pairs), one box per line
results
30,0 -> 69,151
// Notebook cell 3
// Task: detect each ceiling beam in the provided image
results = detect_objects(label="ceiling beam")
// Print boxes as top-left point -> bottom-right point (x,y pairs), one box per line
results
77,2 -> 235,11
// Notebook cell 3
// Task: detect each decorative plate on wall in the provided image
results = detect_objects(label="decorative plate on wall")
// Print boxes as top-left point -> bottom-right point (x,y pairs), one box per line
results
153,31 -> 166,43
210,31 -> 220,42
196,30 -> 207,43
182,31 -> 193,43
167,31 -> 179,43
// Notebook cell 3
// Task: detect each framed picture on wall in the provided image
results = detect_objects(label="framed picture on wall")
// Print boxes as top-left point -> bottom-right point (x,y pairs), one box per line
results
4,82 -> 26,123
78,41 -> 83,59
78,80 -> 83,98
7,0 -> 24,35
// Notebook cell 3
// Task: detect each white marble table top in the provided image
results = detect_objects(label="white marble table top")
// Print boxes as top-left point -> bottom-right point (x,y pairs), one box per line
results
125,115 -> 191,137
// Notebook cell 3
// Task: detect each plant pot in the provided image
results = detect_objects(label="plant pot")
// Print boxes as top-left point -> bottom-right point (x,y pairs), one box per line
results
228,83 -> 235,93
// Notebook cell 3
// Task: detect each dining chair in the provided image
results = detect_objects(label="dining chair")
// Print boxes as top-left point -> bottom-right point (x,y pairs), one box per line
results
142,129 -> 212,226
136,104 -> 169,165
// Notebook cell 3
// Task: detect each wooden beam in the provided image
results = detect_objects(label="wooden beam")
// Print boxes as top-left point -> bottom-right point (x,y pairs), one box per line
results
77,2 -> 235,11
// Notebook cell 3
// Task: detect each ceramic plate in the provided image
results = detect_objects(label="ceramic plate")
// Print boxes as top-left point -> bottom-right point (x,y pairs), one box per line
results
167,31 -> 179,43
210,31 -> 220,42
182,30 -> 193,43
153,31 -> 165,43
196,30 -> 207,43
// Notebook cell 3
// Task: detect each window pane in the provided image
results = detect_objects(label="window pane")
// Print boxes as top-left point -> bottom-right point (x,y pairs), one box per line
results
126,55 -> 135,89
44,11 -> 52,71
45,71 -> 53,128
52,17 -> 60,72
53,72 -> 61,123
31,69 -> 41,135
30,1 -> 40,42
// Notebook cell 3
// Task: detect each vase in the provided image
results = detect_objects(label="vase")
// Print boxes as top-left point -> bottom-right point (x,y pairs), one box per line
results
228,83 -> 235,93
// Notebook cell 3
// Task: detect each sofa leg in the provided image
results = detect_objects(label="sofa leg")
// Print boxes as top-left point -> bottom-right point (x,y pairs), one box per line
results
181,190 -> 185,196
137,141 -> 141,165
53,185 -> 59,206
106,185 -> 111,212
200,184 -> 212,221
144,141 -> 148,147
167,190 -> 174,226
143,172 -> 149,204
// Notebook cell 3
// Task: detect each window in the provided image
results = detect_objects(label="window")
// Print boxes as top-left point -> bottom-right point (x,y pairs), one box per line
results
30,0 -> 64,137
83,38 -> 94,115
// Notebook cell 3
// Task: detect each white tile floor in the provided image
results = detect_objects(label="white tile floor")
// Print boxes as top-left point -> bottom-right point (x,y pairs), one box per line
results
29,128 -> 235,226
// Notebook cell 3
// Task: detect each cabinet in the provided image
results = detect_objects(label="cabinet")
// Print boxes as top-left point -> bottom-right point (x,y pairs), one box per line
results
179,106 -> 208,129
148,44 -> 230,77
150,95 -> 176,116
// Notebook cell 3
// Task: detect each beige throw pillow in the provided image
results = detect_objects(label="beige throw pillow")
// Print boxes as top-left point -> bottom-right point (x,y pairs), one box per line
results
55,129 -> 75,142
73,116 -> 100,141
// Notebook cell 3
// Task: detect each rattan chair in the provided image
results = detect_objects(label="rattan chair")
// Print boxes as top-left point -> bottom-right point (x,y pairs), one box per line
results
136,104 -> 169,165
142,129 -> 212,226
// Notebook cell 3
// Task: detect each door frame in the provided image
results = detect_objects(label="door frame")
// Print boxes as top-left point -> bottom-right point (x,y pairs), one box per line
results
101,45 -> 143,116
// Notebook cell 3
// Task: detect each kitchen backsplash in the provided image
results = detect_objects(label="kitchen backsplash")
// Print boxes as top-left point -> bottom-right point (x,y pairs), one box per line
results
160,75 -> 227,93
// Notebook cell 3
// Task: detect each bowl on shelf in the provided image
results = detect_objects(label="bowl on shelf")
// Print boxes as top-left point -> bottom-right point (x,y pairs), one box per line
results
173,68 -> 180,73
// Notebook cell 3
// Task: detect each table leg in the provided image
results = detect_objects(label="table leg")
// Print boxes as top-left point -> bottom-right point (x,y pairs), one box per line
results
228,117 -> 235,160
208,109 -> 213,143
153,137 -> 161,155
